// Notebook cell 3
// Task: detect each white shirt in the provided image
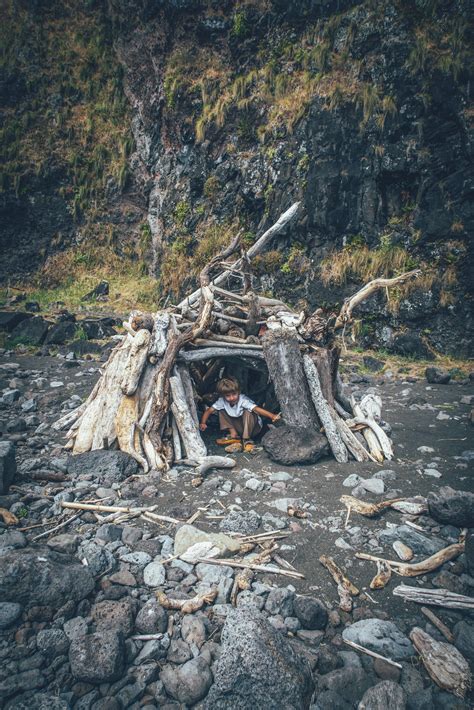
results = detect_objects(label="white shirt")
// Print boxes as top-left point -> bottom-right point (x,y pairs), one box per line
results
212,394 -> 262,425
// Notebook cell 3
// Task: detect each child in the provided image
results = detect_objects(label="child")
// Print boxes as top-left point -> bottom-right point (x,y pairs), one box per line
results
199,376 -> 280,452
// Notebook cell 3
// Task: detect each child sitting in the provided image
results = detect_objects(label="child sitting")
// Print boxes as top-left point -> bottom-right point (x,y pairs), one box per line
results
199,376 -> 280,452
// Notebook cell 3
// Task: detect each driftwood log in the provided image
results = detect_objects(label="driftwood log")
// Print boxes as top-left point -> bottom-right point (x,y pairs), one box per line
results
410,627 -> 471,698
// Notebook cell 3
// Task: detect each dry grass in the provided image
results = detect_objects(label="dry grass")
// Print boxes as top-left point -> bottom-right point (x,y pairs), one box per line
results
320,244 -> 416,285
341,348 -> 472,379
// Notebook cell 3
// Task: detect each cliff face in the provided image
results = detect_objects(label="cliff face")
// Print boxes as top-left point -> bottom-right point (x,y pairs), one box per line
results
1,0 -> 472,355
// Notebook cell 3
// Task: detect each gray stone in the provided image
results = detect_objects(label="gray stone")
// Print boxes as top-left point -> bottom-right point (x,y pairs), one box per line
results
425,367 -> 450,384
69,631 -> 125,683
96,524 -> 123,543
343,474 -> 363,487
294,595 -> 328,630
121,550 -> 152,566
64,616 -> 89,640
317,667 -> 371,704
342,619 -> 415,660
174,524 -> 240,557
91,598 -> 134,635
0,547 -> 94,609
2,388 -> 21,404
245,477 -> 265,492
161,655 -> 213,705
465,530 -> 474,575
79,541 -> 116,576
204,606 -> 314,709
143,561 -> 166,587
428,486 -> 474,527
265,587 -> 295,617
134,639 -> 166,664
358,680 -> 406,709
262,425 -> 329,465
0,440 -> 16,494
122,525 -> 143,545
167,639 -> 193,664
269,471 -> 292,482
378,525 -> 445,556
0,529 -> 27,551
360,478 -> 385,495
9,316 -> 50,345
196,562 -> 233,584
36,628 -> 69,657
181,615 -> 207,648
453,620 -> 474,661
0,601 -> 22,628
67,450 -> 139,486
220,510 -> 262,535
47,534 -> 80,554
21,398 -> 37,412
135,599 -> 168,634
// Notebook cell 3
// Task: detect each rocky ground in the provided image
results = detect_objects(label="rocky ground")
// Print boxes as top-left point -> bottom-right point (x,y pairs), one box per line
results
0,338 -> 473,710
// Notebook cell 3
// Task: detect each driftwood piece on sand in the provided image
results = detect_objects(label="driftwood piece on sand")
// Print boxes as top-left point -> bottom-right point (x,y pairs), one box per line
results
370,560 -> 392,589
340,495 -> 426,518
176,364 -> 199,426
330,409 -> 373,461
178,347 -> 264,362
343,639 -> 403,670
319,554 -> 359,611
410,626 -> 471,698
303,355 -> 348,462
357,541 -> 465,577
420,606 -> 454,643
156,589 -> 217,614
149,312 -> 170,359
393,584 -> 474,610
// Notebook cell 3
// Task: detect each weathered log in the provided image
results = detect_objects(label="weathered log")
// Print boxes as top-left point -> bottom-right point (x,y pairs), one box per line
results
330,410 -> 373,461
393,584 -> 474,610
149,312 -> 170,358
410,627 -> 471,698
193,339 -> 263,350
303,355 -> 349,462
319,554 -> 359,611
120,328 -> 151,395
169,368 -> 206,460
179,202 -> 301,308
195,456 -> 236,477
179,347 -> 264,362
262,330 -> 319,430
370,561 -> 392,589
309,348 -> 335,405
171,416 -> 183,462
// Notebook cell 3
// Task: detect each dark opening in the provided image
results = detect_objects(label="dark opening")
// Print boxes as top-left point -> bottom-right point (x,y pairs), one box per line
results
190,355 -> 277,440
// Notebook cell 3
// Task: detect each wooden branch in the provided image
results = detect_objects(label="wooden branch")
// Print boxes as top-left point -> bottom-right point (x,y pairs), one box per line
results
149,312 -> 170,358
179,202 -> 301,308
393,585 -> 474,610
330,407 -> 373,461
179,347 -> 264,362
176,364 -> 199,426
319,554 -> 359,611
370,560 -> 392,589
60,501 -> 181,524
195,456 -> 236,477
335,269 -> 422,328
303,355 -> 349,462
156,589 -> 217,614
171,415 -> 182,462
170,372 -> 207,459
196,557 -> 304,579
120,329 -> 151,395
340,495 -> 412,518
193,338 -> 263,350
356,541 -> 465,577
342,639 -> 402,670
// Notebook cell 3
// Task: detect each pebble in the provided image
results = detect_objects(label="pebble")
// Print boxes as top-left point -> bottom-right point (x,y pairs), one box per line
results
143,562 -> 166,587
423,468 -> 442,478
245,477 -> 265,492
50,381 -> 64,388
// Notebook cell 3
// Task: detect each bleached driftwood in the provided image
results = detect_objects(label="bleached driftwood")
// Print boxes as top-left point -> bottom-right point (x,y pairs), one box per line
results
410,627 -> 471,698
330,408 -> 373,461
356,541 -> 465,577
420,607 -> 454,643
176,364 -> 199,426
393,584 -> 474,610
170,371 -> 207,459
340,495 -> 426,518
370,561 -> 392,589
156,589 -> 217,613
171,415 -> 182,462
179,347 -> 264,362
120,328 -> 151,396
303,355 -> 349,462
195,455 -> 236,477
149,312 -> 170,359
342,639 -> 402,670
319,554 -> 359,611
179,202 -> 301,308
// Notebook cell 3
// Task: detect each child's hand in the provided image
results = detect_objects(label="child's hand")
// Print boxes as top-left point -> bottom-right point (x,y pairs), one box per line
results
271,413 -> 281,423
199,422 -> 207,431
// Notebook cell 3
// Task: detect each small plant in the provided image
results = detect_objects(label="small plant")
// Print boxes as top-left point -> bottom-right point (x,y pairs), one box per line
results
203,176 -> 220,200
174,201 -> 190,226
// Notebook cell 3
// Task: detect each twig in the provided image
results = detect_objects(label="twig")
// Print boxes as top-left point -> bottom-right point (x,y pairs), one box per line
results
131,634 -> 164,641
342,639 -> 402,669
345,506 -> 352,529
61,501 -> 182,524
196,557 -> 304,579
30,512 -> 82,542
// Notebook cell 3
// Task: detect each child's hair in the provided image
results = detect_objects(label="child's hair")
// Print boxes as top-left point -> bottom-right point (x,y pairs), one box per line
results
216,376 -> 240,396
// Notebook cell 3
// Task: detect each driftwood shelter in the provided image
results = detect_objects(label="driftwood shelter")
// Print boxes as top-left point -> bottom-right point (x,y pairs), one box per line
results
54,203 -> 421,477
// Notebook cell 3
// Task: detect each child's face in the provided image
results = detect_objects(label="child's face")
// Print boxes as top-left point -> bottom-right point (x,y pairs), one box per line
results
224,391 -> 239,405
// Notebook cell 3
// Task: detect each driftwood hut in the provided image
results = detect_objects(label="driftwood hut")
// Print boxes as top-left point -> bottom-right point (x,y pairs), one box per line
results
54,203 -> 420,477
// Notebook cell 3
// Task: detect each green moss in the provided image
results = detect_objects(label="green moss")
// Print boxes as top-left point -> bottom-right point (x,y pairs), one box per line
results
203,176 -> 220,200
174,201 -> 190,226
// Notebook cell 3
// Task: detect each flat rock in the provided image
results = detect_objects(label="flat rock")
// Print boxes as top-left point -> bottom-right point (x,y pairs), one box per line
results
358,680 -> 406,709
343,474 -> 363,487
161,655 -> 213,705
262,425 -> 329,465
143,561 -> 166,587
204,606 -> 314,709
69,630 -> 125,683
453,620 -> 474,662
0,440 -> 16,495
8,316 -> 50,346
91,598 -> 134,635
428,486 -> 474,527
174,524 -> 241,557
67,450 -> 139,485
360,478 -> 385,495
342,619 -> 414,661
36,628 -> 69,657
0,547 -> 94,609
378,525 -> 445,556
0,601 -> 22,629
46,533 -> 80,555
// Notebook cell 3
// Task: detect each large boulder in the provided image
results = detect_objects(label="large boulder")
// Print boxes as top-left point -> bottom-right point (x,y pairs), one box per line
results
389,334 -> 433,360
0,440 -> 16,494
45,321 -> 78,345
0,311 -> 30,332
160,656 -> 213,705
67,450 -> 139,486
8,316 -> 50,346
0,547 -> 94,609
427,486 -> 474,527
81,319 -> 116,340
358,680 -> 406,709
425,367 -> 451,384
69,630 -> 125,683
262,425 -> 329,465
342,619 -> 415,661
204,606 -> 314,709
